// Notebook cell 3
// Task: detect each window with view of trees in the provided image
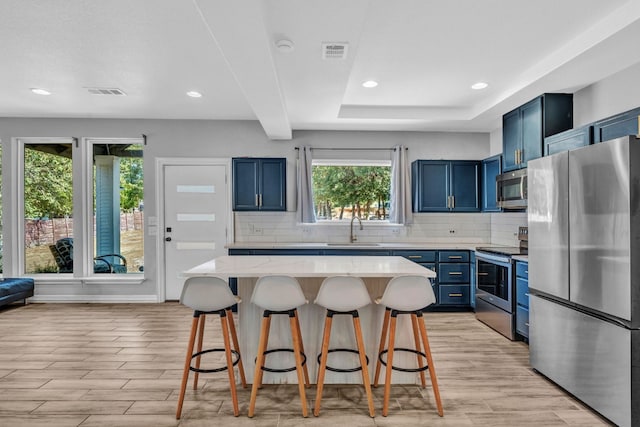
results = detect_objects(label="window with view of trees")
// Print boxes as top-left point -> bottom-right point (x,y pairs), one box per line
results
20,138 -> 144,276
312,162 -> 390,221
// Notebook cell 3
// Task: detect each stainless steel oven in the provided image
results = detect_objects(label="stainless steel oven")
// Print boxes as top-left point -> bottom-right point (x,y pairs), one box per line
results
497,168 -> 527,210
475,250 -> 515,340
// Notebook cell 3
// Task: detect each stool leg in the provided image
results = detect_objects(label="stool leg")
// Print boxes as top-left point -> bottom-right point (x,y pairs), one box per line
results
192,314 -> 206,390
353,315 -> 375,418
255,315 -> 272,390
248,315 -> 270,418
411,313 -> 426,388
382,313 -> 397,417
313,313 -> 333,417
226,309 -> 247,388
220,313 -> 240,417
290,309 -> 308,417
374,308 -> 391,387
417,314 -> 444,417
294,310 -> 311,387
176,315 -> 199,419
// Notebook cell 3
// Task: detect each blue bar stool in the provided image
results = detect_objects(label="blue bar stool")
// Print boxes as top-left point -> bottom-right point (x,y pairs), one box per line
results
373,275 -> 443,417
314,276 -> 375,417
248,275 -> 310,417
176,276 -> 246,419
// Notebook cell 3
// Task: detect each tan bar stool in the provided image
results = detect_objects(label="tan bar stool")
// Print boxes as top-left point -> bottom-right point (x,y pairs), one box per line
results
248,275 -> 310,418
176,276 -> 246,419
314,276 -> 375,417
373,275 -> 443,417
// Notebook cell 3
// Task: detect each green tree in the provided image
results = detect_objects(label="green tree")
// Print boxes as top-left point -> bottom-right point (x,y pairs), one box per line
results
120,158 -> 144,212
24,146 -> 73,218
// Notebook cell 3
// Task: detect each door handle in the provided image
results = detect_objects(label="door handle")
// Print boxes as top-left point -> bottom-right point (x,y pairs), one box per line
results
165,237 -> 172,242
515,149 -> 518,165
450,195 -> 454,209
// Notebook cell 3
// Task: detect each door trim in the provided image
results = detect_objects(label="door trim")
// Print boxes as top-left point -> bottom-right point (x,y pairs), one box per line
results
155,157 -> 232,302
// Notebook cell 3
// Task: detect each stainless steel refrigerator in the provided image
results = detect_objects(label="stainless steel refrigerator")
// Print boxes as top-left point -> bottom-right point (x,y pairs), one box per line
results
528,135 -> 640,427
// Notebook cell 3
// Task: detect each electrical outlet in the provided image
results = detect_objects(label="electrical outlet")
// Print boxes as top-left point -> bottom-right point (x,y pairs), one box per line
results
391,228 -> 400,235
254,227 -> 263,235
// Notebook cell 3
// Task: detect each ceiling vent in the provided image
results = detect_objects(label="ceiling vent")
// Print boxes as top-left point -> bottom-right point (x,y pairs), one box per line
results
322,42 -> 348,60
86,87 -> 127,96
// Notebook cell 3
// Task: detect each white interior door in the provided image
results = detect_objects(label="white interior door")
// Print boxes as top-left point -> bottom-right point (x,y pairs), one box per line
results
163,164 -> 228,300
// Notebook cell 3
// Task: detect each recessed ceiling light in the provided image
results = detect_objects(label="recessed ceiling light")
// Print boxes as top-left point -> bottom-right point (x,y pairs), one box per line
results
186,91 -> 203,98
471,82 -> 489,90
30,88 -> 51,95
362,80 -> 378,88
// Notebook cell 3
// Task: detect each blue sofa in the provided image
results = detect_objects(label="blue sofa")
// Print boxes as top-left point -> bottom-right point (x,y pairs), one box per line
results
0,278 -> 34,307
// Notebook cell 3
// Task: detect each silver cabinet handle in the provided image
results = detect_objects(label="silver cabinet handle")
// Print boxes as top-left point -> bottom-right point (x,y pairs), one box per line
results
515,149 -> 518,165
259,194 -> 263,206
451,195 -> 455,209
255,194 -> 259,206
448,293 -> 463,297
478,272 -> 489,276
448,255 -> 462,259
525,322 -> 530,327
524,293 -> 530,297
448,272 -> 463,276
408,255 -> 422,259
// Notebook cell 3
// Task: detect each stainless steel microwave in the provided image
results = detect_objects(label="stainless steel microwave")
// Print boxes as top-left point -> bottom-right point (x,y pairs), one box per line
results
497,169 -> 527,209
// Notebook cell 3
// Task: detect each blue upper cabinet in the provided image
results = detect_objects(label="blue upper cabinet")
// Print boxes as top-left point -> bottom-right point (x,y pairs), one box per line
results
592,106 -> 640,143
233,157 -> 286,211
502,93 -> 573,172
412,160 -> 480,212
544,125 -> 593,156
481,154 -> 501,212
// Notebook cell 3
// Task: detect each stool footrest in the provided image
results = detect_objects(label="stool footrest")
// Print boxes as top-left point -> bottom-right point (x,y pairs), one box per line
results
256,348 -> 307,373
190,348 -> 241,373
317,348 -> 369,373
378,348 -> 429,373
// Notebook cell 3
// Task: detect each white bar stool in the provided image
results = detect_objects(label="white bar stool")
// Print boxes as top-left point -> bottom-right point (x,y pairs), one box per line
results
373,275 -> 443,417
176,276 -> 246,419
248,275 -> 311,418
313,276 -> 375,417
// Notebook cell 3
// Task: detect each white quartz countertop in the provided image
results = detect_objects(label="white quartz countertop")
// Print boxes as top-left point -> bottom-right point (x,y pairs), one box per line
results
185,255 -> 436,279
226,242 -> 481,250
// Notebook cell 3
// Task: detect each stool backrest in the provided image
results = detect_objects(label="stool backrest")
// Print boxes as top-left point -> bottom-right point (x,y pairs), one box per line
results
251,275 -> 306,311
180,276 -> 237,312
315,276 -> 371,311
379,275 -> 436,311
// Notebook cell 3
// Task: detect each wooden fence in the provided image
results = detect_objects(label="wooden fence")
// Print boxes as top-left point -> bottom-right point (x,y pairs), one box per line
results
24,211 -> 144,247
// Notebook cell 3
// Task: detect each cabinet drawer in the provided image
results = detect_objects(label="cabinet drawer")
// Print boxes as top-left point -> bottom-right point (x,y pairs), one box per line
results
516,277 -> 529,308
438,263 -> 469,283
392,250 -> 436,263
515,261 -> 528,279
516,305 -> 529,338
438,250 -> 469,263
439,285 -> 470,305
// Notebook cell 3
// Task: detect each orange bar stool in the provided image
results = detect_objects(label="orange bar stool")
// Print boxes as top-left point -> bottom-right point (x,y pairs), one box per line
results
373,275 -> 443,417
248,275 -> 310,418
176,276 -> 246,419
313,276 -> 375,417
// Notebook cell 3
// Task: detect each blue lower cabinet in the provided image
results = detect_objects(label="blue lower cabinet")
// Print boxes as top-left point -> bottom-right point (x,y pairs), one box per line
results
439,284 -> 470,305
516,305 -> 529,337
323,249 -> 391,256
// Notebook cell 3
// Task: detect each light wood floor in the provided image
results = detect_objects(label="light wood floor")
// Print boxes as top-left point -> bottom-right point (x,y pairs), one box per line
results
0,302 -> 613,426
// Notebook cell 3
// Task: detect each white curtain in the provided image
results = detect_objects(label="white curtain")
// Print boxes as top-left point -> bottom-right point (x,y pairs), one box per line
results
296,146 -> 316,223
389,145 -> 413,224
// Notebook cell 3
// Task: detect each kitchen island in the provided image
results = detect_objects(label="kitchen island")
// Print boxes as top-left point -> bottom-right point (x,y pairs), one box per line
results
185,255 -> 436,384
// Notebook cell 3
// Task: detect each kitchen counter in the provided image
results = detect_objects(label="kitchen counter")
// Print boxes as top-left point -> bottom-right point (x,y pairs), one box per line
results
226,242 -> 482,250
185,255 -> 436,385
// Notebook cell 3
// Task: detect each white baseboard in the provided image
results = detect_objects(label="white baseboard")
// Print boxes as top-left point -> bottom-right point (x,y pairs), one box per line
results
28,294 -> 160,303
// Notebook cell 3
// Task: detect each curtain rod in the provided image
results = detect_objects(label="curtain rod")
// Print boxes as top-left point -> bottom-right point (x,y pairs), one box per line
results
294,147 -> 407,151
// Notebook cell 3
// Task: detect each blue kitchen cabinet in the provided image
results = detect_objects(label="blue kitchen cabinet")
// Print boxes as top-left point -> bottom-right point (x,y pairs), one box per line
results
412,160 -> 480,212
515,260 -> 529,340
323,249 -> 391,256
233,158 -> 286,211
481,155 -> 501,212
545,125 -> 593,155
503,94 -> 573,171
592,106 -> 640,143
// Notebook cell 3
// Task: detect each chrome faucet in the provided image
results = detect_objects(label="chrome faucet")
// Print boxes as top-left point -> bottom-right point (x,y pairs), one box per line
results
350,216 -> 363,243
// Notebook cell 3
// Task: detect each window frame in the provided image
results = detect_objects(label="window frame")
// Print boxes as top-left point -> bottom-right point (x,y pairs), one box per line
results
13,136 -> 144,282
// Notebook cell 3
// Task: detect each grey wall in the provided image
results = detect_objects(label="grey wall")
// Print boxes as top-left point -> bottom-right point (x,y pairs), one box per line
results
573,61 -> 640,127
0,118 -> 488,300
